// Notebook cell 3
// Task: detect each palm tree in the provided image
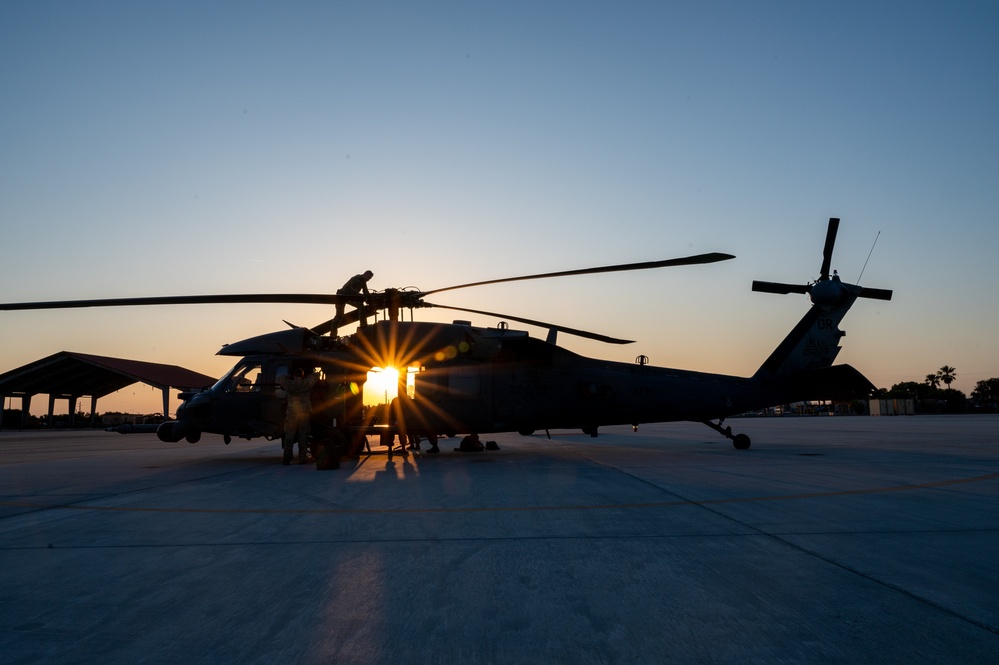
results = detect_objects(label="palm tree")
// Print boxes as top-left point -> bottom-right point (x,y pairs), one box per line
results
925,374 -> 941,389
937,366 -> 957,387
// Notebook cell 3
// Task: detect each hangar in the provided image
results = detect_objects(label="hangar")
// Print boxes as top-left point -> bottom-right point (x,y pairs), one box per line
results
0,351 -> 217,429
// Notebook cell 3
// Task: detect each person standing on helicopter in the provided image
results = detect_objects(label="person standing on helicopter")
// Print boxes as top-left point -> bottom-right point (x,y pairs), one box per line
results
331,270 -> 374,336
278,367 -> 318,465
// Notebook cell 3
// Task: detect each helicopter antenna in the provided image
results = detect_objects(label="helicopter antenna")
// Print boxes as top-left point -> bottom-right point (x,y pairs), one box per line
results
857,230 -> 881,283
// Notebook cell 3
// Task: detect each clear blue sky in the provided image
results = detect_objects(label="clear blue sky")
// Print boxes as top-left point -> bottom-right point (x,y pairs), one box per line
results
2,1 -> 997,415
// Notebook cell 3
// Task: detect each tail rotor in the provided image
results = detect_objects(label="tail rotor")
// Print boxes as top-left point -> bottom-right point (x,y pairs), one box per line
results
752,217 -> 892,305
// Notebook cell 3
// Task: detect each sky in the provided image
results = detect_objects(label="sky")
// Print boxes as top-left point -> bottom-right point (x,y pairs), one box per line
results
2,1 -> 998,417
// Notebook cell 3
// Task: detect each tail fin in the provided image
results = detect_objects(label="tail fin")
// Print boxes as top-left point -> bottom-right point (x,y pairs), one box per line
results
750,217 -> 892,400
752,290 -> 874,399
754,291 -> 855,380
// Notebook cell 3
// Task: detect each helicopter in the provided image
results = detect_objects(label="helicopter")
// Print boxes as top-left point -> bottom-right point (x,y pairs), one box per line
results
1,218 -> 890,467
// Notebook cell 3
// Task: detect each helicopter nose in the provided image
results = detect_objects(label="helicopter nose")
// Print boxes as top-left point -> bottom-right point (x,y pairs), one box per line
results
180,391 -> 213,426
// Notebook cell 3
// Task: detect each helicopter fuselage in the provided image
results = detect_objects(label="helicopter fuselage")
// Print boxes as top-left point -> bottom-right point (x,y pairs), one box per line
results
158,320 -> 784,446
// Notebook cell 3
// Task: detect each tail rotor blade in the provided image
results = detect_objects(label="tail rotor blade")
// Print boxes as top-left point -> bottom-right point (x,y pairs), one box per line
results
858,287 -> 893,301
819,217 -> 840,280
752,281 -> 811,296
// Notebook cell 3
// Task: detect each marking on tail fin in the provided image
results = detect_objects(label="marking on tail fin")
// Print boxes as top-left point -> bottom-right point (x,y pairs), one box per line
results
755,298 -> 855,379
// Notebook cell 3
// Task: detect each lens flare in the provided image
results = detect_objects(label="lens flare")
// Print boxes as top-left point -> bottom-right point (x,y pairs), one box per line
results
363,366 -> 400,405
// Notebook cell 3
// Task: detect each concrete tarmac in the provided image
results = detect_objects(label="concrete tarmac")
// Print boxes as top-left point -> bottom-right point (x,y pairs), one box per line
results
1,416 -> 997,664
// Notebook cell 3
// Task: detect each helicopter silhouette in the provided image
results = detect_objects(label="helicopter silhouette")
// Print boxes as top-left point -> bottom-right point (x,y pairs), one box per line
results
1,218 -> 890,466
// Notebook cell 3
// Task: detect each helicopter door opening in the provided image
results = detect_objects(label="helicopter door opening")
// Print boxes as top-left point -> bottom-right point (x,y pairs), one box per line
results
362,365 -> 418,406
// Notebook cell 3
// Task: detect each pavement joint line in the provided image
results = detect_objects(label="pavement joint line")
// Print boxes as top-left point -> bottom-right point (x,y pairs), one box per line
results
3,527 -> 998,552
1,471 -> 996,515
639,468 -> 999,639
0,462 -> 272,522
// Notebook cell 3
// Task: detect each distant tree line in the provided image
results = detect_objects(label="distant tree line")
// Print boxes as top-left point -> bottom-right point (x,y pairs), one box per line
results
971,378 -> 999,410
872,366 -> 999,413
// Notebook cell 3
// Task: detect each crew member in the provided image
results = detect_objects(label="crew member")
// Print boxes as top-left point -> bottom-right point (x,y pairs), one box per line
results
389,393 -> 420,453
331,270 -> 374,336
278,367 -> 319,465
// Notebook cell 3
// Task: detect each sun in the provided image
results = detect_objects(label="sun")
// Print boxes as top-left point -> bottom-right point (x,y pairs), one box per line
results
363,365 -> 420,406
363,367 -> 398,406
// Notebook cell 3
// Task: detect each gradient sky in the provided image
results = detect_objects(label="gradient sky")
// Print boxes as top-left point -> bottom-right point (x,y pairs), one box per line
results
2,1 -> 997,416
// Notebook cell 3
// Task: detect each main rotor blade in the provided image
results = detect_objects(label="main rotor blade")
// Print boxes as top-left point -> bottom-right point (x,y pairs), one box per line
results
752,281 -> 811,296
422,252 -> 735,297
0,293 -> 364,311
424,302 -> 634,345
310,309 -> 361,336
819,217 -> 840,281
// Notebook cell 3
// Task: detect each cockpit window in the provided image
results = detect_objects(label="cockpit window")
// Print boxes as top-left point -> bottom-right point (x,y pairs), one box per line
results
216,362 -> 264,393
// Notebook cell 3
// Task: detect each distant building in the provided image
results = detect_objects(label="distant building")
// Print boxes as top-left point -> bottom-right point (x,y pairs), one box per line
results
869,398 -> 916,416
0,351 -> 215,429
100,412 -> 166,427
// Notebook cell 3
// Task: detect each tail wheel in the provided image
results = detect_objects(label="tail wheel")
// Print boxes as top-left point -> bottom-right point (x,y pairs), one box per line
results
733,434 -> 751,450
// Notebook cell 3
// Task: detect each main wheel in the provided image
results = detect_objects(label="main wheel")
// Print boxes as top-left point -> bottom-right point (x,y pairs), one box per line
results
732,433 -> 751,450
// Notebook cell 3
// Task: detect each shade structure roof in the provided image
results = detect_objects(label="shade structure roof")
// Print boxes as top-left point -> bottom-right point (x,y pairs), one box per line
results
0,351 -> 217,400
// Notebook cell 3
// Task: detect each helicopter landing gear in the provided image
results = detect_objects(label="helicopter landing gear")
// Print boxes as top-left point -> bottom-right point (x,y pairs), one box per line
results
702,419 -> 751,450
